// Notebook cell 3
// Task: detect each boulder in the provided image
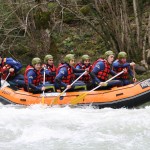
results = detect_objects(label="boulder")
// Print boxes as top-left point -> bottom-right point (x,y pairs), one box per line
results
135,64 -> 147,74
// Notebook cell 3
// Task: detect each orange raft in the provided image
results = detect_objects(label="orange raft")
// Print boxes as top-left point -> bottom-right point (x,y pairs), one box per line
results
0,79 -> 150,108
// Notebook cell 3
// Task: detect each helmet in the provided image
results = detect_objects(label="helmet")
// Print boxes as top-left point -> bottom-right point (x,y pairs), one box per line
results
118,52 -> 127,59
104,51 -> 114,58
81,54 -> 90,61
44,55 -> 53,63
32,57 -> 41,66
64,54 -> 75,63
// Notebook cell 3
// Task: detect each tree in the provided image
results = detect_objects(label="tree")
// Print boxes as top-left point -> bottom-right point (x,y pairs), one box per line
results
54,0 -> 150,66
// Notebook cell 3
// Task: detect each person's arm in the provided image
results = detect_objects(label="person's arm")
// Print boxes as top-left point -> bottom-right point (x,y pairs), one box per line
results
90,61 -> 105,84
75,64 -> 82,70
27,71 -> 41,91
41,68 -> 49,76
72,67 -> 85,73
128,66 -> 133,78
49,72 -> 56,76
110,70 -> 117,76
41,67 -> 56,77
113,61 -> 130,69
6,58 -> 22,72
90,72 -> 100,83
74,65 -> 82,77
54,68 -> 68,88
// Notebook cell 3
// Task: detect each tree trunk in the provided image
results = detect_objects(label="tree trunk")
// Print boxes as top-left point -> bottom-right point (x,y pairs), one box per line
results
133,0 -> 141,47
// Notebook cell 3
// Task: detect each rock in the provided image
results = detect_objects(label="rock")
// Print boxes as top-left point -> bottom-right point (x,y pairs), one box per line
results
141,60 -> 148,69
135,64 -> 147,74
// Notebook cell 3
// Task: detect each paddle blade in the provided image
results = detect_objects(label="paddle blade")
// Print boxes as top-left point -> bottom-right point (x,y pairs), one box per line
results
59,96 -> 64,100
51,96 -> 59,106
70,93 -> 87,105
51,92 -> 66,106
42,96 -> 44,104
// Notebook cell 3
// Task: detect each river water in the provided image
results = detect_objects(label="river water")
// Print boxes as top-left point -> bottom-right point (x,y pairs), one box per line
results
0,104 -> 150,150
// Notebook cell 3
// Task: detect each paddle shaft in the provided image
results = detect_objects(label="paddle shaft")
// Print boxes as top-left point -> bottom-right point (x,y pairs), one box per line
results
42,67 -> 46,104
51,71 -> 87,105
132,66 -> 136,78
70,70 -> 124,105
90,70 -> 124,92
60,71 -> 87,95
0,73 -> 10,89
43,67 -> 46,86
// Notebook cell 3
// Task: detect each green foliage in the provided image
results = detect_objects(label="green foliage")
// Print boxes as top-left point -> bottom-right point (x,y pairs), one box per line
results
63,37 -> 74,48
0,0 -> 149,68
34,10 -> 51,30
63,10 -> 76,24
80,0 -> 93,5
136,71 -> 150,80
47,2 -> 58,13
80,5 -> 91,15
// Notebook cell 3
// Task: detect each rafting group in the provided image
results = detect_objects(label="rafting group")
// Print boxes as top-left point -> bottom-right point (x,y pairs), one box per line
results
0,50 -> 137,93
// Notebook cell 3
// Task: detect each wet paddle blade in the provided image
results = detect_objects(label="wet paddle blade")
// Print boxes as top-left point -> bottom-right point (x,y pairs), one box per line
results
42,96 -> 44,104
41,91 -> 45,104
51,96 -> 59,106
70,93 -> 87,105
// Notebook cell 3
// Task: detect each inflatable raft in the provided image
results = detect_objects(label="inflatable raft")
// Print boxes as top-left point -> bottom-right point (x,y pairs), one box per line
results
0,78 -> 150,108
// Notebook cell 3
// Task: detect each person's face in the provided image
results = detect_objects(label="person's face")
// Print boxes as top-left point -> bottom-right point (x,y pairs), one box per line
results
69,59 -> 75,66
107,55 -> 114,64
84,59 -> 90,66
120,58 -> 126,63
34,63 -> 41,70
48,59 -> 54,65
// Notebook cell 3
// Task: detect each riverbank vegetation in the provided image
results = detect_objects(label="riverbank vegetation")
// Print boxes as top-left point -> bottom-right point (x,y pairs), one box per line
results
0,0 -> 149,78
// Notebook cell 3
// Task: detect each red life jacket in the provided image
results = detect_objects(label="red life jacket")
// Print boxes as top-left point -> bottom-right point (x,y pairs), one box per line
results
92,58 -> 111,81
75,63 -> 92,83
113,60 -> 129,79
0,58 -> 15,80
42,64 -> 56,83
56,63 -> 74,84
24,65 -> 42,86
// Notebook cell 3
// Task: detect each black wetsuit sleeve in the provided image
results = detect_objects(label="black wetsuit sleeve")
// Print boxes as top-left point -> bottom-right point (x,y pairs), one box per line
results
72,67 -> 85,73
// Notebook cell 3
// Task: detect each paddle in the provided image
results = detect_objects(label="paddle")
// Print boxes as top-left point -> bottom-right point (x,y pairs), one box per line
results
70,70 -> 124,105
42,67 -> 46,104
132,65 -> 137,83
0,72 -> 10,89
0,72 -> 1,88
50,71 -> 87,106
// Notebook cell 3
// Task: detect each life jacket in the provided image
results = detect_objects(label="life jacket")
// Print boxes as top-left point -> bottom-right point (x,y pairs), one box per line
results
75,63 -> 92,83
56,63 -> 74,84
113,60 -> 129,79
42,64 -> 56,83
0,58 -> 15,80
92,58 -> 111,81
24,65 -> 42,86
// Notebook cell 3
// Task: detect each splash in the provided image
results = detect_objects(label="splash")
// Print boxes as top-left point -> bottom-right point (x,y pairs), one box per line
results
0,105 -> 150,150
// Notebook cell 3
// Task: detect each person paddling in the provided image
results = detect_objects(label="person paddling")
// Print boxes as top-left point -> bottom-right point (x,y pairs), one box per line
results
55,54 -> 88,91
90,51 -> 122,88
75,54 -> 93,89
24,57 -> 45,93
0,52 -> 24,88
112,51 -> 137,85
42,54 -> 56,84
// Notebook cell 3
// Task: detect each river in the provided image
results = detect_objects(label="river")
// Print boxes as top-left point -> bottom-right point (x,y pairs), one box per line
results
0,104 -> 150,150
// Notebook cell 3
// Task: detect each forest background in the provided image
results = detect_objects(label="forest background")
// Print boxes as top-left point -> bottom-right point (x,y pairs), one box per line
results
0,0 -> 149,79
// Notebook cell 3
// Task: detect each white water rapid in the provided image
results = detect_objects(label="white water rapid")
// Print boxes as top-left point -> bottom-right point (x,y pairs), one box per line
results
0,104 -> 150,150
